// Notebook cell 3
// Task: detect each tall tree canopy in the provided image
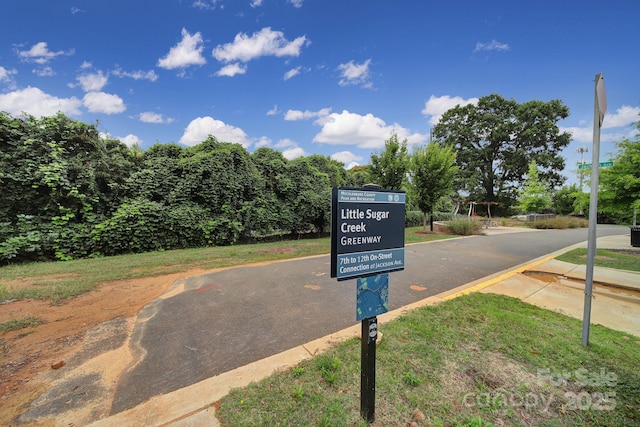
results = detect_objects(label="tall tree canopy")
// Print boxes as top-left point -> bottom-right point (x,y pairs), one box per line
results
369,133 -> 409,190
599,119 -> 640,223
409,141 -> 458,231
517,161 -> 552,214
433,94 -> 571,213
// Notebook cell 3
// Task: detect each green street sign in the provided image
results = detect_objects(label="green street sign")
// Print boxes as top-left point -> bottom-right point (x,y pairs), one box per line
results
578,161 -> 613,170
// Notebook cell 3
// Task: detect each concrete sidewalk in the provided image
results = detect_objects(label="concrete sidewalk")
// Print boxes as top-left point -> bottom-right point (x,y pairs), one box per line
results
89,232 -> 639,427
477,233 -> 640,338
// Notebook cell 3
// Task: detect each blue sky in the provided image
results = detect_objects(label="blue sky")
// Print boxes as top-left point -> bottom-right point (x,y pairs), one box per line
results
1,0 -> 638,186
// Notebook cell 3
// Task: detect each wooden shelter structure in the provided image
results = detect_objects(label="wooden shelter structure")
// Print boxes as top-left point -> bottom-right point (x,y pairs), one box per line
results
465,201 -> 499,219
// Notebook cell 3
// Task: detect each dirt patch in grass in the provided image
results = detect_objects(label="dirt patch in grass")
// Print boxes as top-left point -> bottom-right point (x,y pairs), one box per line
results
609,249 -> 640,258
2,273 -> 79,293
254,246 -> 298,255
0,269 -> 205,426
576,249 -> 640,260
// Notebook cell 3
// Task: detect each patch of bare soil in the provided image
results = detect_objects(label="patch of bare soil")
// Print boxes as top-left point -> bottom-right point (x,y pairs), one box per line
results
0,269 -> 205,426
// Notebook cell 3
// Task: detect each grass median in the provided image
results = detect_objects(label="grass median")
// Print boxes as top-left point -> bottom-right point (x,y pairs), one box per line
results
557,248 -> 640,272
216,292 -> 640,426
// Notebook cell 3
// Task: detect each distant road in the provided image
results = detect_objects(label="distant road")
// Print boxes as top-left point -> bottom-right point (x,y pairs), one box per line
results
110,224 -> 627,414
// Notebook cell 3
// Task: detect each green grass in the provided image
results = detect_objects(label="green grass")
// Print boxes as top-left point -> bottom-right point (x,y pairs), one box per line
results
216,293 -> 640,426
557,248 -> 640,272
0,317 -> 44,333
0,227 -> 454,303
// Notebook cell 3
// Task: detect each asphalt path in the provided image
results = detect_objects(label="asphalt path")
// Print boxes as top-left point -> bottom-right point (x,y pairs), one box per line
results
110,224 -> 627,413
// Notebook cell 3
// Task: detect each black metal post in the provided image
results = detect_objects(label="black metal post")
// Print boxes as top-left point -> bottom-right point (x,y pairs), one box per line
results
360,316 -> 377,423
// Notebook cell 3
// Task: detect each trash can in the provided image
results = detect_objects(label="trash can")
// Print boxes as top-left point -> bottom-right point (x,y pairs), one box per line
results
631,226 -> 640,247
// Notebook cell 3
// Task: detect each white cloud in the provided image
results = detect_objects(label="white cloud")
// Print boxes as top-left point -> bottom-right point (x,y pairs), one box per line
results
266,105 -> 279,116
273,138 -> 305,159
215,63 -> 247,77
0,86 -> 82,117
560,126 -> 593,144
80,61 -> 92,70
18,42 -> 73,64
33,66 -> 55,77
118,134 -> 141,147
421,94 -> 479,125
602,105 -> 640,129
283,146 -> 305,159
83,91 -> 126,114
0,66 -> 18,89
250,0 -> 263,6
179,116 -> 251,147
284,107 -> 331,121
76,71 -> 108,92
157,28 -> 207,70
275,138 -> 297,149
212,27 -> 308,64
560,104 -> 640,143
289,0 -> 304,7
192,0 -> 223,10
312,110 -> 426,148
0,66 -> 17,80
254,136 -> 271,148
474,40 -> 510,52
331,150 -> 362,168
337,59 -> 372,88
139,111 -> 173,124
284,66 -> 301,80
345,161 -> 359,169
112,68 -> 159,82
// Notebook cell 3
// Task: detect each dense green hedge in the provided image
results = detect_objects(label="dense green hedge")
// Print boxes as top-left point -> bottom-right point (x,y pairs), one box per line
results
0,113 -> 361,263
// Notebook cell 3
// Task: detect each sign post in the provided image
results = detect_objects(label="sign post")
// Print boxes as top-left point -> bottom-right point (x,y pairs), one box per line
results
583,72 -> 606,347
361,316 -> 378,422
331,185 -> 405,423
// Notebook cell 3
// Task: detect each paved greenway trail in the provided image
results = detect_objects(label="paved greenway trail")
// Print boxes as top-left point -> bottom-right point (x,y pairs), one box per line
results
110,225 -> 627,413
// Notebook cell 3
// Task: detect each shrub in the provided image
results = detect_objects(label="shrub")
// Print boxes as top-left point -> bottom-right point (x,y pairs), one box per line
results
446,218 -> 482,235
92,199 -> 169,256
528,216 -> 588,229
201,217 -> 243,246
165,203 -> 212,249
0,216 -> 45,263
405,210 -> 423,227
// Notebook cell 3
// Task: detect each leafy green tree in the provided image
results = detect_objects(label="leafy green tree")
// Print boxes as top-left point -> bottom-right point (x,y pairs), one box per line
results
285,157 -> 332,234
122,137 -> 261,246
251,147 -> 290,193
518,161 -> 552,214
573,191 -> 590,218
180,137 -> 261,240
599,119 -> 640,223
0,112 -> 138,261
369,133 -> 409,190
345,165 -> 370,187
433,94 -> 571,213
552,184 -> 581,215
306,154 -> 347,188
409,141 -> 458,231
124,147 -> 187,205
249,147 -> 294,235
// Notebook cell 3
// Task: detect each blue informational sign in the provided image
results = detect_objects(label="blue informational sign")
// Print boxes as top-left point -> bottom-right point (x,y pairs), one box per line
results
356,274 -> 389,321
331,187 -> 406,281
